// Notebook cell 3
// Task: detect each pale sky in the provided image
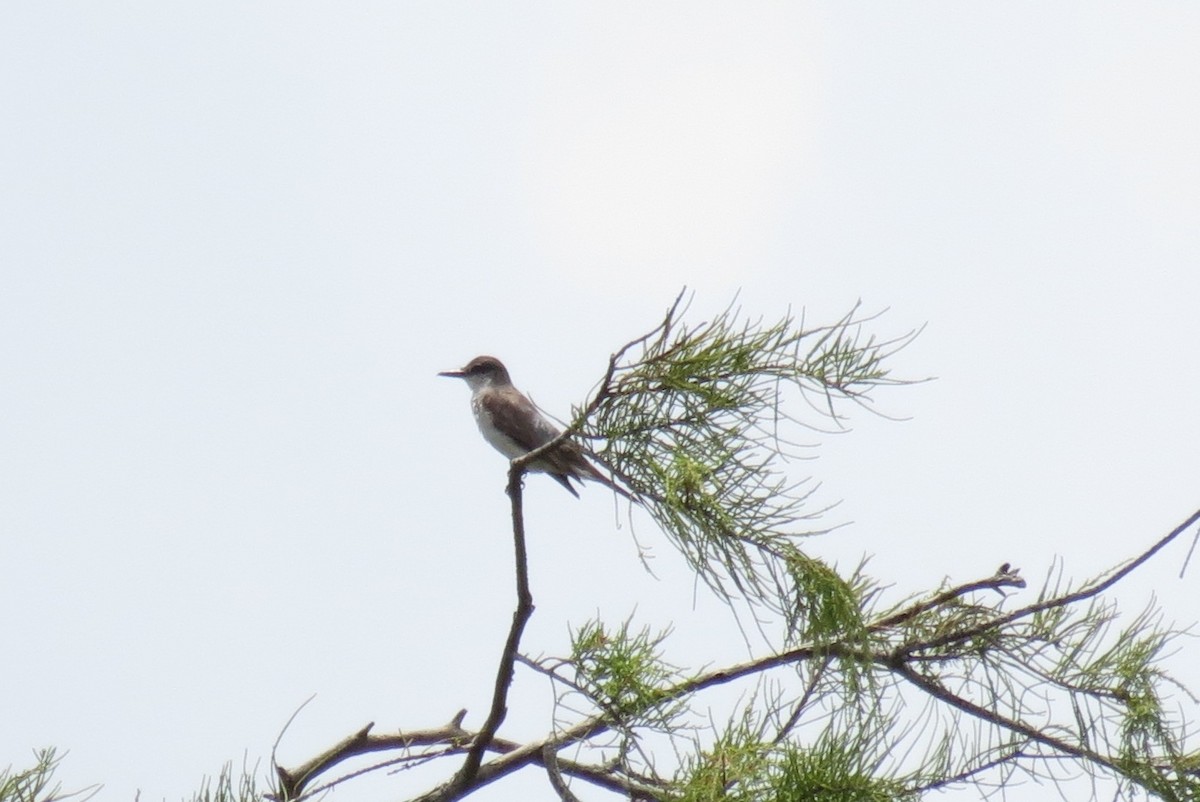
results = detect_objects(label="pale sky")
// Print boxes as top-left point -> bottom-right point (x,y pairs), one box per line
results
2,5 -> 1198,801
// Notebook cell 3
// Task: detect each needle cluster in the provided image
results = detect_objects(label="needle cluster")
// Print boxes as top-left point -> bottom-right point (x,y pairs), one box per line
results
578,293 -> 917,637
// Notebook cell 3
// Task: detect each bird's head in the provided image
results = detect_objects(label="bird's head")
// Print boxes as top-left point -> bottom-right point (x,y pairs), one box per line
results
438,355 -> 512,391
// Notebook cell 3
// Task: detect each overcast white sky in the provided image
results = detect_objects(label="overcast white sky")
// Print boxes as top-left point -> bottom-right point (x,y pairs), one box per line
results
2,4 -> 1198,801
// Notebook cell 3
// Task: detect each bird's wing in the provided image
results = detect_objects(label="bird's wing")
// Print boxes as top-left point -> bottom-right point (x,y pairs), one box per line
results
478,387 -> 561,452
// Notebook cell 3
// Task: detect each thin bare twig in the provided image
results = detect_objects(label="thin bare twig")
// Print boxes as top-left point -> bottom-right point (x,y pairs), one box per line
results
906,508 -> 1200,656
442,464 -> 536,797
870,564 -> 1027,631
541,745 -> 583,802
272,712 -> 470,800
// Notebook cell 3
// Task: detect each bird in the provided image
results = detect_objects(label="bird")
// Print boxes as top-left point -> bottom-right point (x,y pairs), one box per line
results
439,355 -> 636,500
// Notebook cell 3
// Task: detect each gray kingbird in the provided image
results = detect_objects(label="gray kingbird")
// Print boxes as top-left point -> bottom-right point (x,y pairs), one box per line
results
439,355 -> 635,500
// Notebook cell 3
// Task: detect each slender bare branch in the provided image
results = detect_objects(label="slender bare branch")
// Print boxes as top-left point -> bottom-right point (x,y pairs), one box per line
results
541,745 -> 583,802
905,507 -> 1200,657
870,564 -> 1027,631
440,464 -> 536,799
273,713 -> 471,800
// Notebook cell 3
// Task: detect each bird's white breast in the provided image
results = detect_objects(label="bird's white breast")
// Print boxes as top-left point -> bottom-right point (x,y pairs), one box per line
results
471,394 -> 528,460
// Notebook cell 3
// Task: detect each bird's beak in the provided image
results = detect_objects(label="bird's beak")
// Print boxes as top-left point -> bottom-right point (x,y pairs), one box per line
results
438,369 -> 466,379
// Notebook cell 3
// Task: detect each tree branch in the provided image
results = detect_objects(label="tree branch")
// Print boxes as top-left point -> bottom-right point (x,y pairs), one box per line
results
541,745 -> 583,802
890,660 -> 1127,781
902,507 -> 1200,657
870,563 -> 1027,631
440,464 -> 536,798
272,714 -> 663,802
273,712 -> 470,800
